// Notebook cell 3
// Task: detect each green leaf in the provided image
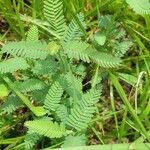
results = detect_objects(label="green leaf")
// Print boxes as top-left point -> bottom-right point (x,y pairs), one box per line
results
56,105 -> 68,124
27,25 -> 39,41
90,50 -> 122,68
64,13 -> 86,42
44,81 -> 64,112
58,73 -> 82,102
62,135 -> 86,148
62,41 -> 90,63
32,59 -> 58,76
32,106 -> 47,116
63,41 -> 121,68
48,41 -> 60,55
15,79 -> 46,92
1,41 -> 48,60
112,41 -> 133,57
0,57 -> 29,73
0,84 -> 9,98
66,87 -> 101,131
25,119 -> 67,138
126,0 -> 150,15
118,73 -> 137,86
24,133 -> 41,150
43,0 -> 65,37
94,33 -> 106,46
0,95 -> 23,114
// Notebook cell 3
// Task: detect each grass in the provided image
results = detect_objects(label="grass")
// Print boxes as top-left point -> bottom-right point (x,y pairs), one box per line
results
0,0 -> 150,149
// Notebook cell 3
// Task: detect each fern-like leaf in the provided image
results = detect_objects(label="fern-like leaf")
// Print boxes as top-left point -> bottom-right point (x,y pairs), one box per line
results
0,95 -> 23,115
63,41 -> 121,68
2,41 -> 48,60
24,132 -> 41,150
43,0 -> 65,37
90,49 -> 122,68
62,41 -> 90,63
58,73 -> 82,102
126,0 -> 150,15
15,79 -> 46,92
80,87 -> 102,107
64,13 -> 86,42
112,41 -> 133,57
56,105 -> 68,124
0,57 -> 29,73
44,81 -> 63,112
98,15 -> 113,29
25,119 -> 67,138
66,87 -> 101,131
27,25 -> 39,41
115,28 -> 126,39
32,59 -> 58,76
67,106 -> 96,130
31,87 -> 49,103
72,64 -> 86,79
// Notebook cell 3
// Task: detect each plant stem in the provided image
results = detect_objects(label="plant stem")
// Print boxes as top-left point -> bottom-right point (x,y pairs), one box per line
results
109,73 -> 150,142
2,76 -> 45,116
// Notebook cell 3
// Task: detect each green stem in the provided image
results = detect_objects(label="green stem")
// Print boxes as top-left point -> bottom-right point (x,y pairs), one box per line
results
85,0 -> 114,17
110,82 -> 120,139
19,14 -> 61,39
109,73 -> 150,142
0,136 -> 24,145
144,15 -> 150,37
140,98 -> 150,119
134,131 -> 150,143
91,66 -> 99,88
119,109 -> 127,142
3,77 -> 34,109
126,25 -> 150,42
91,127 -> 105,144
40,141 -> 63,150
2,76 -> 46,116
13,0 -> 25,39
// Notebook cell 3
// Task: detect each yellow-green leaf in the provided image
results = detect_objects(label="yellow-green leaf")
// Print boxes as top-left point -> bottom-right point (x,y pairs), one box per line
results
48,41 -> 60,55
0,84 -> 9,99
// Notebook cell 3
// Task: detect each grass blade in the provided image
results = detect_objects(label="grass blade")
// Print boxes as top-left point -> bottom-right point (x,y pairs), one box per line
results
109,73 -> 150,142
